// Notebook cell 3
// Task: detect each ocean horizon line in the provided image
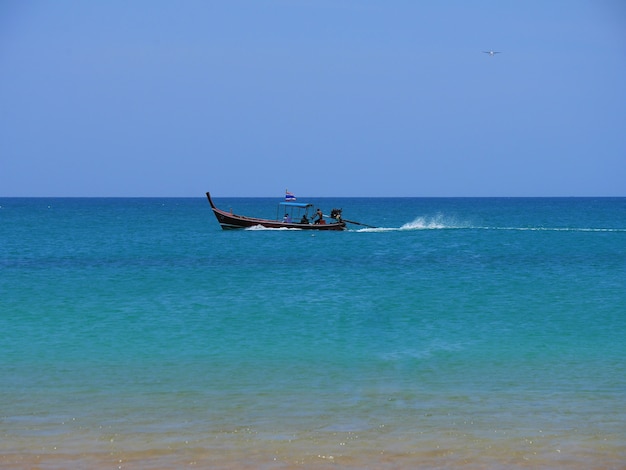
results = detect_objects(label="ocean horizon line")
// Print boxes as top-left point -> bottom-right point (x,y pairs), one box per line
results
1,195 -> 625,199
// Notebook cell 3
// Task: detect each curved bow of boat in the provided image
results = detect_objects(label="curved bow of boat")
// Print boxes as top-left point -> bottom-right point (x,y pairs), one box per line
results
205,192 -> 217,209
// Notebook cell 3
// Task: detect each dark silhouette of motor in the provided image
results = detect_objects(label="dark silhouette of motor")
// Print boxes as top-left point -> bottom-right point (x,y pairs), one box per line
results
330,208 -> 342,221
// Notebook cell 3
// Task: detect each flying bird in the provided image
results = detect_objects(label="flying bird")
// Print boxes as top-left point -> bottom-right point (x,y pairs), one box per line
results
483,51 -> 501,57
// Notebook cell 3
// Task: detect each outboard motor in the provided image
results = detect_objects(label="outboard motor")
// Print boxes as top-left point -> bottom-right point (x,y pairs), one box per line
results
330,208 -> 342,221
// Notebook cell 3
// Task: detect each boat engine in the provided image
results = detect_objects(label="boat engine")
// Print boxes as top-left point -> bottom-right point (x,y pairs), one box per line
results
330,208 -> 342,221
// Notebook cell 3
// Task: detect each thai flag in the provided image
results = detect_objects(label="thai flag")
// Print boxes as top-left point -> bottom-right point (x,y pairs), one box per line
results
285,190 -> 296,201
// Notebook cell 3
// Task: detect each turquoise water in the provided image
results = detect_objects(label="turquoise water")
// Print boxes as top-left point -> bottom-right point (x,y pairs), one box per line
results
1,197 -> 625,468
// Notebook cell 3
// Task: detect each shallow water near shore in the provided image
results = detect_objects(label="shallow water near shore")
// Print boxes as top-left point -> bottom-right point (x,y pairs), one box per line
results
1,197 -> 625,468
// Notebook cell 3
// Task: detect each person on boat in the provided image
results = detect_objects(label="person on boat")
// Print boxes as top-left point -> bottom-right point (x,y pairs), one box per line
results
313,208 -> 324,224
300,214 -> 309,224
283,213 -> 292,223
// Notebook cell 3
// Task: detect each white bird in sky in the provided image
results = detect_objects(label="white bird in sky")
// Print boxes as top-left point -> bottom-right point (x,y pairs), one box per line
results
483,50 -> 501,57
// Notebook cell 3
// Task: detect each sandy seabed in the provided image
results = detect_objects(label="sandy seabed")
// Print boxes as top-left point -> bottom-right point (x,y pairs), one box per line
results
2,429 -> 625,469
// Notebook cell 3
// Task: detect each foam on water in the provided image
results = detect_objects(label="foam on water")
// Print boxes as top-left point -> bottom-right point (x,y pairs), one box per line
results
358,219 -> 626,234
400,213 -> 467,230
357,214 -> 469,232
244,224 -> 302,231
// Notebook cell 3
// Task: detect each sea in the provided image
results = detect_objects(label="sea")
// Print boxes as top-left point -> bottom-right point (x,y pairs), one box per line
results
1,196 -> 625,469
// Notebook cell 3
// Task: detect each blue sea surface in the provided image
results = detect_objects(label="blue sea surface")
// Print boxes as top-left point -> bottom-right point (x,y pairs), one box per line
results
1,197 -> 625,468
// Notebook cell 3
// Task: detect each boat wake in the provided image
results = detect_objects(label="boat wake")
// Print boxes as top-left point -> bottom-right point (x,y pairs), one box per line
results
354,216 -> 626,233
356,215 -> 469,232
242,218 -> 625,233
477,226 -> 626,233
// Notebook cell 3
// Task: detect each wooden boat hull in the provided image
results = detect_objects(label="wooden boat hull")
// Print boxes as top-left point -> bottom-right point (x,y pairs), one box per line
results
206,192 -> 346,231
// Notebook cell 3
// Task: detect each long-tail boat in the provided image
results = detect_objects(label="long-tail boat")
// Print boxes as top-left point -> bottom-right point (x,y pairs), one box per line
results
206,192 -> 346,230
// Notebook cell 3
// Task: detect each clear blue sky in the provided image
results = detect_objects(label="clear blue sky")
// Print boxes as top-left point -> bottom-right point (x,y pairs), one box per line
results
1,1 -> 624,197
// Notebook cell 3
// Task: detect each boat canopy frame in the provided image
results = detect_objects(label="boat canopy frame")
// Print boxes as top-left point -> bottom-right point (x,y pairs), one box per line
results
277,201 -> 314,222
279,202 -> 313,209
